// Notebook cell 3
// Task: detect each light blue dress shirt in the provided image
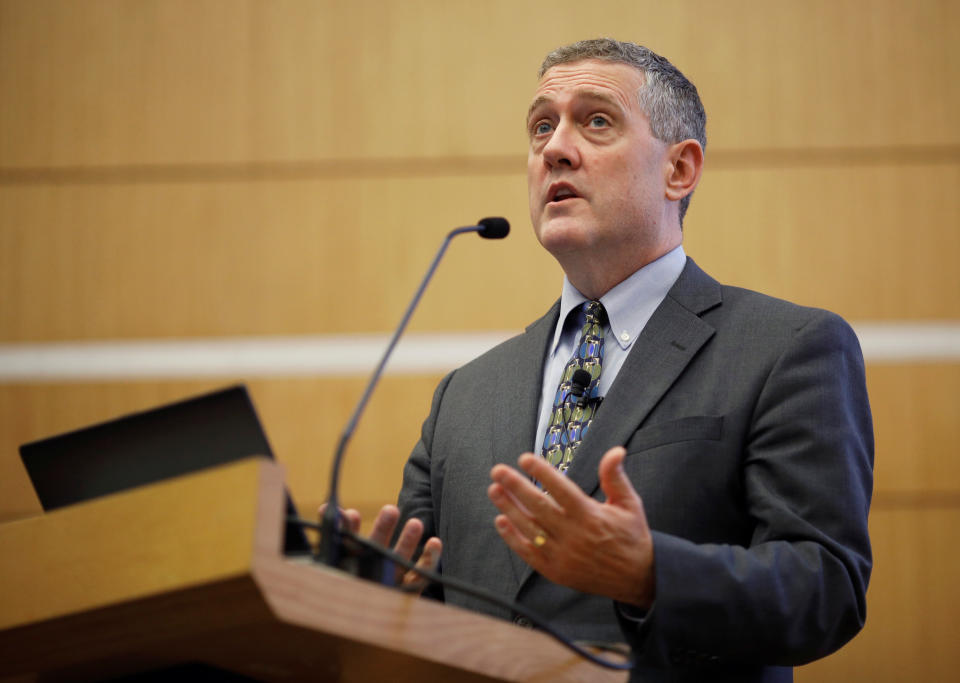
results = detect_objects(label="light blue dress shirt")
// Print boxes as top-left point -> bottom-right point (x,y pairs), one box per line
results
533,245 -> 687,455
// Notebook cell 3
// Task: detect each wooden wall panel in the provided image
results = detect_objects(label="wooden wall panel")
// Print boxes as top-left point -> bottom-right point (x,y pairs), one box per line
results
0,174 -> 542,341
1,0 -> 957,167
686,162 -> 960,322
797,506 -> 960,682
2,162 -> 958,343
867,364 -> 960,496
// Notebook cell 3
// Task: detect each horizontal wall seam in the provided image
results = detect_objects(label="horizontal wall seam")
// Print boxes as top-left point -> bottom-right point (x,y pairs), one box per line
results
1,145 -> 958,186
0,323 -> 957,382
872,491 -> 960,509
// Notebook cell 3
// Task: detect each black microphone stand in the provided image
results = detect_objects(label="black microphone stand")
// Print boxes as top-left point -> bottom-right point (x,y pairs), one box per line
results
317,218 -> 509,582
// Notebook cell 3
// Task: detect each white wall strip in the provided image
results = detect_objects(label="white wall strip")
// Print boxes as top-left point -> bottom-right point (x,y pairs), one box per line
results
0,323 -> 957,382
852,322 -> 960,362
0,332 -> 517,381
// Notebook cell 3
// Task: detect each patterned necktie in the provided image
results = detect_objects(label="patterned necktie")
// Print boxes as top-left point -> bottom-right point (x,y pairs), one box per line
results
541,300 -> 606,473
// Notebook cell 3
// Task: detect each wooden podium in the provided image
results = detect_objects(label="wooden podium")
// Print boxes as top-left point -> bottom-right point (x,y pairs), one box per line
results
0,457 -> 627,682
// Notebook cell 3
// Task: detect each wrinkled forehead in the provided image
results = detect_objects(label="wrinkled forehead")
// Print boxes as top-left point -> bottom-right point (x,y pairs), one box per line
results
528,59 -> 644,119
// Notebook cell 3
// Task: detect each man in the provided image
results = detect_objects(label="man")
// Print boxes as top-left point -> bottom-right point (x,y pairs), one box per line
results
350,38 -> 873,681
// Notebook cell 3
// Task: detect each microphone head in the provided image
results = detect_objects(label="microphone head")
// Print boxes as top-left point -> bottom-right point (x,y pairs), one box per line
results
477,217 -> 510,239
571,369 -> 592,392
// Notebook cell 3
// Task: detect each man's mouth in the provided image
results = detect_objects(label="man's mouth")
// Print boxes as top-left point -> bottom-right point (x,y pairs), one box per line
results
548,184 -> 581,204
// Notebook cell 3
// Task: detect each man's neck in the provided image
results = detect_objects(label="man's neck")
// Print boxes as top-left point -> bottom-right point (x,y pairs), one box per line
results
561,239 -> 682,299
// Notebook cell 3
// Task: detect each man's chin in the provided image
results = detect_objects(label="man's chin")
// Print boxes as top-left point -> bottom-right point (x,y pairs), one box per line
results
535,220 -> 595,257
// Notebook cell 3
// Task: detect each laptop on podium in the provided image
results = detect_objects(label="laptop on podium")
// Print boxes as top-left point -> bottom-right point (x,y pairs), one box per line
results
19,385 -> 310,555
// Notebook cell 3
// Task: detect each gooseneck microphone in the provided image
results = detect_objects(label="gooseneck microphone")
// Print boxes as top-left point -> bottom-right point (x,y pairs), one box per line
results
318,218 -> 509,573
475,216 -> 509,239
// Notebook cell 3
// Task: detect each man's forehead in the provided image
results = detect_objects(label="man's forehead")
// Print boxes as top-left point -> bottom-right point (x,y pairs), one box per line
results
528,59 -> 643,117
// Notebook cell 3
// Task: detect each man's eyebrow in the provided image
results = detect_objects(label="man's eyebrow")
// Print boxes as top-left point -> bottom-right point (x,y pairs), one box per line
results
526,95 -> 552,123
526,89 -> 627,123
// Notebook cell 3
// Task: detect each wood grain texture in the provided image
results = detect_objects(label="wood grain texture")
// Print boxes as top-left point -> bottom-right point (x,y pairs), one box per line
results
1,163 -> 958,343
252,555 -> 628,682
684,163 -> 960,322
1,0 -> 957,166
867,363 -> 960,496
0,174 -> 541,342
796,506 -> 960,683
0,456 -> 277,629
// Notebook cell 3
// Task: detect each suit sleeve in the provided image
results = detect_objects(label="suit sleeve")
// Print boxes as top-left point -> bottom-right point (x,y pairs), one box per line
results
621,311 -> 874,667
396,371 -> 455,599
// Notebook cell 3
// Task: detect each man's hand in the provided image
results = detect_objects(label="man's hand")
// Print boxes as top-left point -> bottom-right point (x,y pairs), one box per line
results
317,503 -> 442,592
487,446 -> 655,609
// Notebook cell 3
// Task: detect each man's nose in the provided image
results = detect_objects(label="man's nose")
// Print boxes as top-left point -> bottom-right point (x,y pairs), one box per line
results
542,121 -> 581,169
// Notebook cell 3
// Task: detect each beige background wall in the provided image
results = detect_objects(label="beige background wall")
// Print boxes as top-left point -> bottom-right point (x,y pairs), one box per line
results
1,0 -> 958,680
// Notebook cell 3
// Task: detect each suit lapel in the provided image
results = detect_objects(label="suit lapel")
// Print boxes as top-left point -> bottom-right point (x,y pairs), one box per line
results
516,259 -> 722,589
567,258 -> 722,498
493,301 -> 560,585
493,300 -> 559,468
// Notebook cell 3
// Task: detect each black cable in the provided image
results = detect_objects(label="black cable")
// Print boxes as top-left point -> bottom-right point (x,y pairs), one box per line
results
287,515 -> 634,671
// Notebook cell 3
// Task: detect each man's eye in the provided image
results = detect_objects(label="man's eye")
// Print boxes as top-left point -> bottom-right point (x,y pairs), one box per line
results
589,116 -> 609,128
533,121 -> 553,135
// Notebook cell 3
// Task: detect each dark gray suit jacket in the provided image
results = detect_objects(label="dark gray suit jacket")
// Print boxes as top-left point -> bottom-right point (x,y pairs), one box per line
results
398,258 -> 873,681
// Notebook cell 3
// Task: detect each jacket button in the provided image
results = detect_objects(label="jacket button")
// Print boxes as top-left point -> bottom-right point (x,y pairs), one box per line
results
513,615 -> 533,628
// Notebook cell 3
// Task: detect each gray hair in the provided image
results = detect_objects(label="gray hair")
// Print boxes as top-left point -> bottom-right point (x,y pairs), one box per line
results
539,38 -> 706,225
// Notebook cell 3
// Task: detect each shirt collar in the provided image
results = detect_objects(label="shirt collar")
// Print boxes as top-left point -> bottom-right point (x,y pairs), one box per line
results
549,245 -> 687,354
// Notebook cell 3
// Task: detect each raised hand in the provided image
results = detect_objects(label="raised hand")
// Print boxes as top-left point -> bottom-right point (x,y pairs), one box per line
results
487,446 -> 655,608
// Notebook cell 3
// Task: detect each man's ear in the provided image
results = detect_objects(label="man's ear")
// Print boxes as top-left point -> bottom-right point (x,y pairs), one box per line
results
664,139 -> 704,202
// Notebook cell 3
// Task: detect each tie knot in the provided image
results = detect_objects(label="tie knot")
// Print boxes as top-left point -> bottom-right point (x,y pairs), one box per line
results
583,300 -> 606,325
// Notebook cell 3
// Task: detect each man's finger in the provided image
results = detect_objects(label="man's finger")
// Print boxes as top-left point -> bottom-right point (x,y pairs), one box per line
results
493,513 -> 540,564
401,536 -> 443,590
342,508 -> 362,534
317,503 -> 362,535
597,446 -> 643,511
489,464 -> 538,515
369,504 -> 401,546
488,481 -> 551,541
491,458 -> 565,518
516,453 -> 589,513
419,536 -> 443,570
393,517 -> 425,561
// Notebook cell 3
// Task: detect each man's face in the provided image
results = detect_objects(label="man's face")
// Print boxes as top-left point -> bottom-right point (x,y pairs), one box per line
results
527,59 -> 676,274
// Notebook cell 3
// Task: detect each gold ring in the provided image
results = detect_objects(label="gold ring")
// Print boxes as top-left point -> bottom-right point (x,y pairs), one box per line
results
533,531 -> 547,548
